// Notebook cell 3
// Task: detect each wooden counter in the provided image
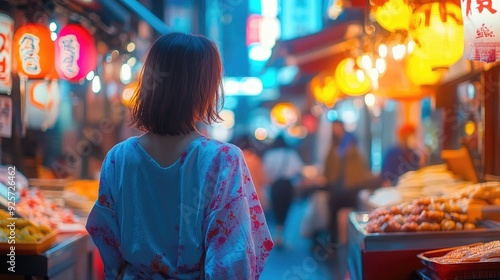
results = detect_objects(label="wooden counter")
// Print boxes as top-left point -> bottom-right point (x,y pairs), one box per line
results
0,232 -> 95,279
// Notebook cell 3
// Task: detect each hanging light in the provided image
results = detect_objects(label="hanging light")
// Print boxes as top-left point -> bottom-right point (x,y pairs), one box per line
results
13,23 -> 55,79
405,51 -> 444,86
122,81 -> 138,107
0,13 -> 13,93
310,73 -> 339,107
461,0 -> 500,62
409,1 -> 464,69
92,75 -> 101,93
270,102 -> 300,127
335,58 -> 371,96
392,44 -> 406,60
375,58 -> 387,74
55,24 -> 97,82
378,44 -> 388,58
372,0 -> 413,32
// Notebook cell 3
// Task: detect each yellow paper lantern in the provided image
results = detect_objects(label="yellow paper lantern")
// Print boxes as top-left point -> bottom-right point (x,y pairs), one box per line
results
310,74 -> 339,107
122,81 -> 138,107
373,0 -> 413,32
335,58 -> 371,96
409,1 -> 464,69
405,52 -> 444,86
270,102 -> 299,127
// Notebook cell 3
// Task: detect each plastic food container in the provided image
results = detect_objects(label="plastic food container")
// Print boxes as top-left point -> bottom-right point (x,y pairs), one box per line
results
417,246 -> 500,280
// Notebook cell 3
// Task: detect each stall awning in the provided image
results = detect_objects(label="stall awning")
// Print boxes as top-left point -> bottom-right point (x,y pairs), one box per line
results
267,20 -> 363,74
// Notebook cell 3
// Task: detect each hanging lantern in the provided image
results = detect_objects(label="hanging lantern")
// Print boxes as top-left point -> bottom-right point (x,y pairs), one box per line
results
461,0 -> 500,62
55,24 -> 97,82
122,81 -> 138,107
372,0 -> 413,32
310,73 -> 339,107
409,1 -> 463,69
25,79 -> 60,131
335,58 -> 370,96
13,23 -> 55,79
0,13 -> 13,93
405,51 -> 444,86
270,102 -> 299,127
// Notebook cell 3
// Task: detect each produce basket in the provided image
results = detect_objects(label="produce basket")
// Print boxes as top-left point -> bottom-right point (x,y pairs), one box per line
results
0,230 -> 57,255
418,246 -> 500,280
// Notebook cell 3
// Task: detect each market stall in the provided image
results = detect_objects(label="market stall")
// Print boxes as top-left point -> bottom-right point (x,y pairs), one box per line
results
0,175 -> 98,279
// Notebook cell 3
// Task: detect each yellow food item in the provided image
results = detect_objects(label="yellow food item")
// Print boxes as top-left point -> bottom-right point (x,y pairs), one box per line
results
66,180 -> 99,200
0,210 -> 53,243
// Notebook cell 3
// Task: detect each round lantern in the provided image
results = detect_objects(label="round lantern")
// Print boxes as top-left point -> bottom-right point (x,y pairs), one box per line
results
0,13 -> 13,93
335,58 -> 371,96
405,51 -> 444,86
409,1 -> 463,69
122,81 -> 138,107
55,24 -> 97,82
372,0 -> 413,32
270,102 -> 299,127
13,24 -> 54,79
310,73 -> 339,107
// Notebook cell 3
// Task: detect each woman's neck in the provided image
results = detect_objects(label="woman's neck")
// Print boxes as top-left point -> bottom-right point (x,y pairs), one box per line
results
139,130 -> 201,167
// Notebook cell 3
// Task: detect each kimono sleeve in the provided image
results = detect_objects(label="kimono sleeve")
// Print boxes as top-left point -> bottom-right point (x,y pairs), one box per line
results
203,147 -> 273,279
86,155 -> 123,279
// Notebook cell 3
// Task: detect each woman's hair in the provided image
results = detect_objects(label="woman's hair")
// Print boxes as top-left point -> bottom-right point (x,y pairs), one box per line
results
130,32 -> 224,135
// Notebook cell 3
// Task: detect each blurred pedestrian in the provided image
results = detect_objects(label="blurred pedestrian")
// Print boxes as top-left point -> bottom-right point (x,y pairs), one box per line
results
380,123 -> 421,186
263,134 -> 304,247
233,134 -> 269,211
86,32 -> 273,279
324,120 -> 375,245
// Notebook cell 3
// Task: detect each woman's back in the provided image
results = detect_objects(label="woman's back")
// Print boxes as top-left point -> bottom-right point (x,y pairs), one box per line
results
87,136 -> 273,279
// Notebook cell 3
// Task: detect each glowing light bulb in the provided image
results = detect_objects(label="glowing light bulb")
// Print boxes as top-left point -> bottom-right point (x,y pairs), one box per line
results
361,55 -> 373,71
378,44 -> 388,58
356,69 -> 365,82
375,58 -> 386,74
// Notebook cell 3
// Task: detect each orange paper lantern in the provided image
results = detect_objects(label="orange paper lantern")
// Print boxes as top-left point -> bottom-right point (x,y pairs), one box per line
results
310,73 -> 339,107
13,24 -> 55,79
270,102 -> 299,127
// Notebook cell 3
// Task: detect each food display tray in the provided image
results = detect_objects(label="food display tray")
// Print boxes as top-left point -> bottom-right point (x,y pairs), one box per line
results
347,212 -> 500,280
417,247 -> 500,280
0,230 -> 57,255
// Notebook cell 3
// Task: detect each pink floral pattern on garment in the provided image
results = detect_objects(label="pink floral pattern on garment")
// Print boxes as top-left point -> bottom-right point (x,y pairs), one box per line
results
86,136 -> 273,279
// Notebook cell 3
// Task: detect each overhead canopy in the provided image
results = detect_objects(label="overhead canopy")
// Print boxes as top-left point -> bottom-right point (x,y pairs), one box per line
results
266,20 -> 364,75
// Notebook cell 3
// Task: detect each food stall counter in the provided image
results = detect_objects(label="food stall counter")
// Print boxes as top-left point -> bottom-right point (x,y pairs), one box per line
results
0,231 -> 94,279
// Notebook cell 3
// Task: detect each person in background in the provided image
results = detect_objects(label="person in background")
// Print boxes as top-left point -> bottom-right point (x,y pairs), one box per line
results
381,123 -> 421,186
233,134 -> 269,211
86,32 -> 273,279
324,120 -> 375,245
263,134 -> 304,247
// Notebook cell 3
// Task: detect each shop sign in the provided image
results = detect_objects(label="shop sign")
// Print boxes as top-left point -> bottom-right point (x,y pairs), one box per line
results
0,95 -> 12,137
461,0 -> 500,62
24,79 -> 60,131
0,13 -> 13,93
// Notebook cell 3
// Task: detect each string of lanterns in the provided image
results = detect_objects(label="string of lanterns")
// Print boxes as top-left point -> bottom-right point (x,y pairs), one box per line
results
310,0 -> 500,107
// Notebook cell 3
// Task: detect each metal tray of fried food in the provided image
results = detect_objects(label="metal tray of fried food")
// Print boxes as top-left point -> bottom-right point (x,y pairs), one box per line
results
348,212 -> 500,252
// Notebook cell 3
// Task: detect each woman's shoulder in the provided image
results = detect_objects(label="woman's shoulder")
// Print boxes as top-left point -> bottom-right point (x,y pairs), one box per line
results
197,136 -> 244,159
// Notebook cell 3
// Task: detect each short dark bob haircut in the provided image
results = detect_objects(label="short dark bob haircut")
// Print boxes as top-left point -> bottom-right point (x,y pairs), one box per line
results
130,32 -> 224,135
